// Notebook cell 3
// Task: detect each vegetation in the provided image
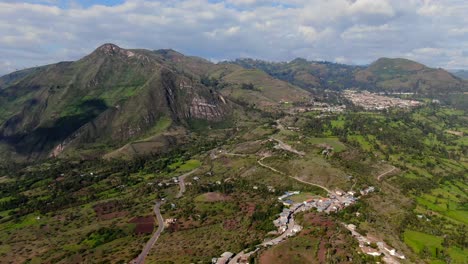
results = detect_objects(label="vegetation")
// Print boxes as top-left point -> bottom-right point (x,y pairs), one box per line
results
0,43 -> 466,264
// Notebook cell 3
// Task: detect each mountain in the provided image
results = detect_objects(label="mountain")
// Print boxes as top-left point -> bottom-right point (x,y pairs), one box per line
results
355,58 -> 467,94
232,58 -> 362,91
153,50 -> 311,107
450,69 -> 468,80
0,44 -> 310,161
0,44 -> 233,160
233,57 -> 468,94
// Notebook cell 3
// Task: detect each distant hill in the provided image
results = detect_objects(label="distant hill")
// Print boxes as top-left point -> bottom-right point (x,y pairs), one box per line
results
450,69 -> 468,80
233,57 -> 468,94
0,44 -> 310,161
355,58 -> 467,94
232,58 -> 362,91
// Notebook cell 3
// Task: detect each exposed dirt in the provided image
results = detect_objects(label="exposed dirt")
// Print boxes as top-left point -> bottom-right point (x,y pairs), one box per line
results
200,192 -> 231,202
93,200 -> 127,220
130,216 -> 155,234
240,202 -> 256,217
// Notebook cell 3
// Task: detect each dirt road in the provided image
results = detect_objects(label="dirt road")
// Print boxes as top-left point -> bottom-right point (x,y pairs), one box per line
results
176,168 -> 199,198
257,157 -> 331,194
131,201 -> 164,264
377,166 -> 397,181
272,138 -> 305,156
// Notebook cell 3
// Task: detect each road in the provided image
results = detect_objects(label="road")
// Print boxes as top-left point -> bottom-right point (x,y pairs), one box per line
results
257,157 -> 331,194
176,168 -> 199,198
229,204 -> 304,263
131,201 -> 164,264
377,166 -> 397,181
272,138 -> 305,156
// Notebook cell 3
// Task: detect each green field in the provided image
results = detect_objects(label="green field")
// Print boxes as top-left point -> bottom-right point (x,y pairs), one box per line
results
404,230 -> 443,256
177,159 -> 202,172
307,137 -> 347,152
289,192 -> 321,203
404,230 -> 468,263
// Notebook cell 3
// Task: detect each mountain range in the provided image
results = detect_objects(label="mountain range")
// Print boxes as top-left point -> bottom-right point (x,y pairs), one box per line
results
0,43 -> 466,161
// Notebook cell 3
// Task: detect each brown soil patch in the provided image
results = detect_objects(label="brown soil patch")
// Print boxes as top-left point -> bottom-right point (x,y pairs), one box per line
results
99,211 -> 128,220
201,192 -> 231,202
219,156 -> 232,166
240,202 -> 256,217
93,200 -> 126,220
318,239 -> 327,263
223,219 -> 240,230
304,213 -> 334,227
176,217 -> 200,230
130,216 -> 155,234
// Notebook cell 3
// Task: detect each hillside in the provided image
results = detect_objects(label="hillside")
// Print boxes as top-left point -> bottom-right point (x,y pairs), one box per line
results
233,58 -> 362,91
153,51 -> 311,107
0,44 -> 232,160
355,58 -> 467,94
0,44 -> 311,161
233,57 -> 468,94
450,69 -> 468,80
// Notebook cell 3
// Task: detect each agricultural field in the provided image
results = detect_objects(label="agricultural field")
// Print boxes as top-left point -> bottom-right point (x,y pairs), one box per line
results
0,104 -> 466,264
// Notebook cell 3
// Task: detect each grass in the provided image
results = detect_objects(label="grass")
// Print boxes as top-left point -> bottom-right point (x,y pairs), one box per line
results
404,230 -> 468,262
2,214 -> 42,230
0,196 -> 13,203
330,117 -> 345,129
347,135 -> 373,151
260,235 -> 319,264
447,247 -> 468,263
415,181 -> 468,225
289,192 -> 321,203
176,159 -> 202,172
403,230 -> 443,257
143,116 -> 172,139
307,137 -> 347,152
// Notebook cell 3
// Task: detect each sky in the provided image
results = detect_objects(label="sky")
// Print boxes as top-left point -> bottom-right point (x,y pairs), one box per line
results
1,0 -> 468,75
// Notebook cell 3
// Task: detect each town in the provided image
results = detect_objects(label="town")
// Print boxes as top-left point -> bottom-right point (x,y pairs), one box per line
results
343,90 -> 421,110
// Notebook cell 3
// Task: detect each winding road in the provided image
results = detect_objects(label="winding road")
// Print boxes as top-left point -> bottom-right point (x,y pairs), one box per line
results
257,156 -> 332,194
176,168 -> 199,198
377,166 -> 397,181
272,138 -> 305,156
131,201 -> 165,264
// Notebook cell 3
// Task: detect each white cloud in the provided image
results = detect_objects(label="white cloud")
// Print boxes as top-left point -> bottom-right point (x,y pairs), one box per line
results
349,0 -> 395,17
0,0 -> 467,75
341,24 -> 395,40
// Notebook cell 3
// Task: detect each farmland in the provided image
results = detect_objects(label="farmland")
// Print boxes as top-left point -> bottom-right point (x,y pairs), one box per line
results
0,103 -> 466,264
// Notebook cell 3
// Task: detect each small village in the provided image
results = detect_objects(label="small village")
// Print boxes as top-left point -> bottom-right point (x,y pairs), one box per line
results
292,101 -> 347,114
343,90 -> 421,110
343,223 -> 406,264
211,185 -> 407,264
273,188 -> 365,235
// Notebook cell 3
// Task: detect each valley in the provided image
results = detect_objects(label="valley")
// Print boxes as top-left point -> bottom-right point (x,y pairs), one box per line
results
0,44 -> 466,264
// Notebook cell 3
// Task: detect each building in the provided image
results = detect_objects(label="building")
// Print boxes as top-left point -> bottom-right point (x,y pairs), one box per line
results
214,252 -> 234,264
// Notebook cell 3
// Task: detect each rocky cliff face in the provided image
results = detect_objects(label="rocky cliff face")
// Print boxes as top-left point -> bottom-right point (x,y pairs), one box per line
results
0,44 -> 231,160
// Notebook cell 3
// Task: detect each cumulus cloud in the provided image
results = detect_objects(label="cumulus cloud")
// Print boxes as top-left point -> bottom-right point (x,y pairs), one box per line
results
0,0 -> 467,75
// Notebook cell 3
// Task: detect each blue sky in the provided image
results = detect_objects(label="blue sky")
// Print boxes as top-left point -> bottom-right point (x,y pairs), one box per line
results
1,0 -> 468,75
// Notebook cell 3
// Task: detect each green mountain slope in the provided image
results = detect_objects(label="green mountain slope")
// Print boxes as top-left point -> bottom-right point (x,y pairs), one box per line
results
152,51 -> 311,107
233,58 -> 363,91
0,44 -> 231,160
233,57 -> 468,94
356,58 -> 467,94
0,44 -> 311,161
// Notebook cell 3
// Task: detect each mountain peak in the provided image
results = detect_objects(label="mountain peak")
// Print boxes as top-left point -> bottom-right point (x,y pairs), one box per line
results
90,43 -> 141,59
96,43 -> 123,54
371,57 -> 426,71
